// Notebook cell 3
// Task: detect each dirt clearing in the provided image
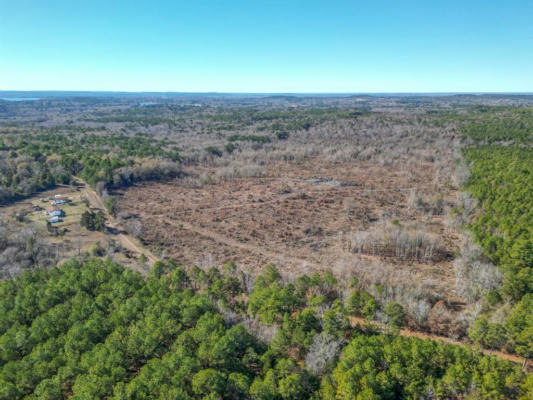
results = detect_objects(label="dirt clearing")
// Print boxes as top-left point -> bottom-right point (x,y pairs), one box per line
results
119,158 -> 459,300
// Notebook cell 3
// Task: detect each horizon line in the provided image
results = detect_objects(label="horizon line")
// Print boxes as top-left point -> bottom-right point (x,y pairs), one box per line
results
2,90 -> 533,96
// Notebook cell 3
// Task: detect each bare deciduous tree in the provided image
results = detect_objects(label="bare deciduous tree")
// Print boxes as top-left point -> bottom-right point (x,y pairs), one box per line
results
305,332 -> 343,375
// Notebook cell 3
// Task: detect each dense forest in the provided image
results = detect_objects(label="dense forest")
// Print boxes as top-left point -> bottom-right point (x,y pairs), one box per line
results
0,259 -> 530,400
458,108 -> 533,359
461,107 -> 533,144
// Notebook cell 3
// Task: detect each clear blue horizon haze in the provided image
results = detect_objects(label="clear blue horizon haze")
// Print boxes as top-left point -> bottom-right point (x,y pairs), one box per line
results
1,0 -> 532,93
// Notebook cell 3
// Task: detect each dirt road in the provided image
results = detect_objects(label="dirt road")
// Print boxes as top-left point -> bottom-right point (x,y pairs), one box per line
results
164,217 -> 322,271
350,317 -> 531,372
80,181 -> 159,269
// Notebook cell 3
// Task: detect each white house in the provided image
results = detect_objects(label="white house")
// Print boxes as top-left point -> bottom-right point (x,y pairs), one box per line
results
46,207 -> 64,217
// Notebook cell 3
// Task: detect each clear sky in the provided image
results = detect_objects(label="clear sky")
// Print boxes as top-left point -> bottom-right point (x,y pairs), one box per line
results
1,0 -> 532,93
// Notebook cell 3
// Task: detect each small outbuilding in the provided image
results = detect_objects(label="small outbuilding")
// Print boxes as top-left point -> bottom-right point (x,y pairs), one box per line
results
46,207 -> 64,217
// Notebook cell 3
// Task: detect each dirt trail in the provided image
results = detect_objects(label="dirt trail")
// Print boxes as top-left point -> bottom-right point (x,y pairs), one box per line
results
163,217 -> 321,271
350,317 -> 531,371
165,216 -> 390,269
80,181 -> 159,269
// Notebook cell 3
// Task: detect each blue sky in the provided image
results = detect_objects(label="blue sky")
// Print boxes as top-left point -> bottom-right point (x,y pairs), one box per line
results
1,0 -> 532,92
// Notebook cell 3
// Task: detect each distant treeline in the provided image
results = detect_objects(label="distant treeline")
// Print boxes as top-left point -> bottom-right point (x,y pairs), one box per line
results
0,131 -> 181,203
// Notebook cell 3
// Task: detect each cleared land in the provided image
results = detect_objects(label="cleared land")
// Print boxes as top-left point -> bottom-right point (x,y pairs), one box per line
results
119,157 -> 459,298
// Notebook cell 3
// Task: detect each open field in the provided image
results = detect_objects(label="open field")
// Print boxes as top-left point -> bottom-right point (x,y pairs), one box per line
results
120,159 -> 457,276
